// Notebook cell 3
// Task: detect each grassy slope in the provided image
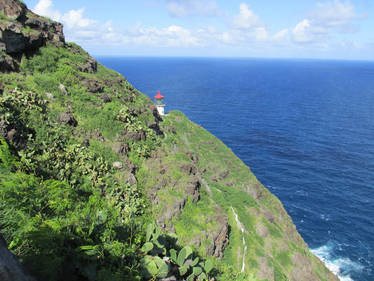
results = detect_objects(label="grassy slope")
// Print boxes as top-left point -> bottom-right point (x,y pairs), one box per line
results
142,111 -> 338,281
0,42 -> 337,281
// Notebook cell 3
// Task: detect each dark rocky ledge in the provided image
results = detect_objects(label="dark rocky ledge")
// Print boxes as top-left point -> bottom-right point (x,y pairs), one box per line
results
0,0 -> 65,72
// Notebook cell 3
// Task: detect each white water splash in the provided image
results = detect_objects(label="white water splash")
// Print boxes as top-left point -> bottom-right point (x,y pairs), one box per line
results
312,243 -> 364,281
231,207 -> 247,272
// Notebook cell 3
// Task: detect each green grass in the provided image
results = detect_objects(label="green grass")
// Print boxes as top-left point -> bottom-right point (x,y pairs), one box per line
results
0,33 -> 338,281
276,250 -> 293,269
173,196 -> 218,255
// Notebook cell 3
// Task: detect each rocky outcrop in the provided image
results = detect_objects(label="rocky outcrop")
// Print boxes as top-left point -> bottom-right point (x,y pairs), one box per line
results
77,57 -> 97,73
206,215 -> 229,258
0,0 -> 65,72
123,129 -> 146,142
0,234 -> 36,281
82,79 -> 104,94
0,0 -> 25,20
58,111 -> 77,127
156,178 -> 201,229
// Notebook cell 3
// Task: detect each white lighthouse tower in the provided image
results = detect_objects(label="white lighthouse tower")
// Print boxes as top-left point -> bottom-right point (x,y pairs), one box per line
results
154,91 -> 165,116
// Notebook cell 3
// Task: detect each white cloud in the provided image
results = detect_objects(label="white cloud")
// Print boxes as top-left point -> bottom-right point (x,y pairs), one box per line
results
231,3 -> 260,30
313,0 -> 359,27
128,24 -> 201,47
33,0 -> 96,31
292,0 -> 362,44
219,3 -> 276,44
31,0 -> 367,58
292,19 -> 313,43
33,0 -> 61,21
61,9 -> 96,29
30,0 -> 293,51
166,0 -> 221,17
273,29 -> 289,40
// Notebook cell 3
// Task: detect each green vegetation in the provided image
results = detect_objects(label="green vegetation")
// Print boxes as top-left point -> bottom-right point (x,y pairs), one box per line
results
0,12 -> 11,21
0,26 -> 337,281
0,43 -> 231,281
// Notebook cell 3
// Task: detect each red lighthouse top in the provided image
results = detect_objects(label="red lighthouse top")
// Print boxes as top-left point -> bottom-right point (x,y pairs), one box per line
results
154,91 -> 164,99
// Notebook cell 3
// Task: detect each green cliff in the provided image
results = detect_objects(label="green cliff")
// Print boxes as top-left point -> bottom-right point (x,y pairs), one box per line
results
0,1 -> 338,280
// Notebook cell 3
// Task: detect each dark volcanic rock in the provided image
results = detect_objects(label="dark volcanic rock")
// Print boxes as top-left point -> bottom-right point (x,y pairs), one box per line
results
78,57 -> 97,73
180,163 -> 198,175
91,130 -> 105,142
0,54 -> 18,72
186,152 -> 199,164
124,129 -> 146,142
2,26 -> 26,53
82,79 -> 104,93
117,143 -> 129,156
148,121 -> 163,136
100,93 -> 112,103
0,0 -> 65,72
206,214 -> 229,258
185,179 -> 200,202
0,234 -> 36,281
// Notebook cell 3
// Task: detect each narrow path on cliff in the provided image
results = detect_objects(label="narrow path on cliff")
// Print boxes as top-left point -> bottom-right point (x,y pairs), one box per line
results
231,206 -> 247,273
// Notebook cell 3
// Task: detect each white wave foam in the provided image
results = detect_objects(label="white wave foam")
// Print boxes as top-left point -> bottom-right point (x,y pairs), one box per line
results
311,243 -> 363,281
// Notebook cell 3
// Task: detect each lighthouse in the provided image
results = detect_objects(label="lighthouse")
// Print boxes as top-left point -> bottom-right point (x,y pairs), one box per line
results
154,91 -> 165,116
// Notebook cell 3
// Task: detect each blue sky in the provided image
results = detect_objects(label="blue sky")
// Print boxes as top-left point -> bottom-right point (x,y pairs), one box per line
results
23,0 -> 374,60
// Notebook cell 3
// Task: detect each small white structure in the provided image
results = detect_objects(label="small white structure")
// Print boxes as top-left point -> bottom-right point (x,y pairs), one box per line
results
154,91 -> 165,116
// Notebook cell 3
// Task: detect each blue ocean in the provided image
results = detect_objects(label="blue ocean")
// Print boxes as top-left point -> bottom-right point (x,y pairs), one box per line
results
98,57 -> 374,281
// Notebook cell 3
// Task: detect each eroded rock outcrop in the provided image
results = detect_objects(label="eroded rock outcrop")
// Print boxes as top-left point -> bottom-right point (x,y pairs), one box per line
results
0,0 -> 65,72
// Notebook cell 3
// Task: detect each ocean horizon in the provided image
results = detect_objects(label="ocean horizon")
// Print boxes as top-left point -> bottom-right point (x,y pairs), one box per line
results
96,55 -> 374,63
98,56 -> 374,281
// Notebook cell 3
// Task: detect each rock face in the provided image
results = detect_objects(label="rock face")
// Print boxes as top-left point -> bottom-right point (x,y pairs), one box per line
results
58,111 -> 78,127
0,0 -> 25,20
0,0 -> 65,72
205,215 -> 229,258
0,234 -> 36,281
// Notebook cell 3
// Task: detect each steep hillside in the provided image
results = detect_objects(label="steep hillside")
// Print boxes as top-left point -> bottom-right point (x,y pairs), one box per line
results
0,1 -> 338,280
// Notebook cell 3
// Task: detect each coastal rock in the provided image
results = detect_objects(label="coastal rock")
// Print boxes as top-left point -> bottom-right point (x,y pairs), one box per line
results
126,172 -> 137,186
186,152 -> 199,164
157,178 -> 201,229
0,0 -> 64,72
82,79 -> 104,93
123,129 -> 146,142
0,0 -> 25,20
206,214 -> 229,258
100,93 -> 111,103
0,54 -> 18,72
291,252 -> 321,281
185,179 -> 200,202
58,112 -> 77,127
147,121 -> 163,136
91,130 -> 105,142
0,234 -> 36,281
77,57 -> 97,73
112,161 -> 123,169
116,143 -> 129,156
0,118 -> 7,138
58,84 -> 69,95
1,25 -> 26,53
180,163 -> 198,175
